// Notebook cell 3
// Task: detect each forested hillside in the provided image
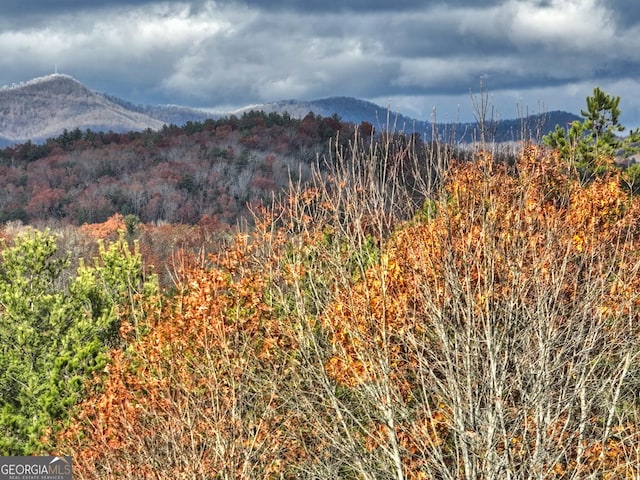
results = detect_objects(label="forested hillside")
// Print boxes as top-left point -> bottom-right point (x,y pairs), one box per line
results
0,75 -> 165,144
0,111 -> 353,226
1,90 -> 640,478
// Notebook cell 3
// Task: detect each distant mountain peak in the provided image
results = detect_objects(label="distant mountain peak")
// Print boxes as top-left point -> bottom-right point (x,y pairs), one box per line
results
230,97 -> 581,142
0,74 -> 165,145
1,73 -> 81,91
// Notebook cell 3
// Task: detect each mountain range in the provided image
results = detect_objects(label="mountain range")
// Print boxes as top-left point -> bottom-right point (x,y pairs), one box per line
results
0,74 -> 580,146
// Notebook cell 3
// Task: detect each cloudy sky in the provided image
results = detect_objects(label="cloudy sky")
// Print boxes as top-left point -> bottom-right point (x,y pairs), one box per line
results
1,0 -> 640,126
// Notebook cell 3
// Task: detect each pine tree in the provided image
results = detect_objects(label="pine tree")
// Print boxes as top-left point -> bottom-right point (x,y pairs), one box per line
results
0,230 -> 156,454
543,87 -> 639,177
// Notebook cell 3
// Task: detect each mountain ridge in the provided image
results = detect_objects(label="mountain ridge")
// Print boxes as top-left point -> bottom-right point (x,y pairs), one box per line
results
231,96 -> 425,132
234,96 -> 579,142
0,74 -> 580,146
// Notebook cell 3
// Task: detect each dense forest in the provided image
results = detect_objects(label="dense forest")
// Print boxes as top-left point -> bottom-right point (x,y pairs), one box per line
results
0,111 -> 359,226
1,92 -> 640,478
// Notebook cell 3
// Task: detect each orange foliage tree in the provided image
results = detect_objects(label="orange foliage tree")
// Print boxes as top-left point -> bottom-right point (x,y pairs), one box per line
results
320,147 -> 640,478
57,232 -> 313,479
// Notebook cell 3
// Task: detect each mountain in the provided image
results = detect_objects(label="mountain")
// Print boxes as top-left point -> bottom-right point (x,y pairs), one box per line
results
232,96 -> 427,132
231,96 -> 580,142
0,74 -> 581,146
0,74 -> 165,145
102,93 -> 217,126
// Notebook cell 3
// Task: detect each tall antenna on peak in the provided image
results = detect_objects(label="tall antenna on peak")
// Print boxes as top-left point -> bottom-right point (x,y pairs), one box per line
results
54,64 -> 58,74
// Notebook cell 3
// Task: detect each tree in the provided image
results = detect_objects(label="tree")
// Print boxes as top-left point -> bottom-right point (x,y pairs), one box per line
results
0,230 -> 156,454
278,146 -> 640,478
543,87 -> 639,176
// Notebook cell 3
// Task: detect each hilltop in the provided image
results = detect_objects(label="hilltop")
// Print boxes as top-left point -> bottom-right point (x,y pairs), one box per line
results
0,74 -> 165,144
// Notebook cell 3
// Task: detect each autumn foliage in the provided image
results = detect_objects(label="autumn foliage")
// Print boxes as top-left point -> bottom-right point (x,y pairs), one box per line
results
322,147 -> 640,477
48,137 -> 640,478
58,235 -> 309,478
0,112 -> 352,227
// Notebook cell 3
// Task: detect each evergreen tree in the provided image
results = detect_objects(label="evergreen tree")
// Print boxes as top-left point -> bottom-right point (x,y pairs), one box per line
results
543,87 -> 639,176
0,230 -> 156,454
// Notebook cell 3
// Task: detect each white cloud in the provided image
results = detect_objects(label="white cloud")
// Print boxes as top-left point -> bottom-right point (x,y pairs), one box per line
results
394,56 -> 510,89
506,0 -> 615,51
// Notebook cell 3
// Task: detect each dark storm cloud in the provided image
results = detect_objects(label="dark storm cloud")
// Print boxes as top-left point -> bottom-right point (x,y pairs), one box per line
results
0,0 -> 160,14
0,0 -> 165,29
608,0 -> 640,26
